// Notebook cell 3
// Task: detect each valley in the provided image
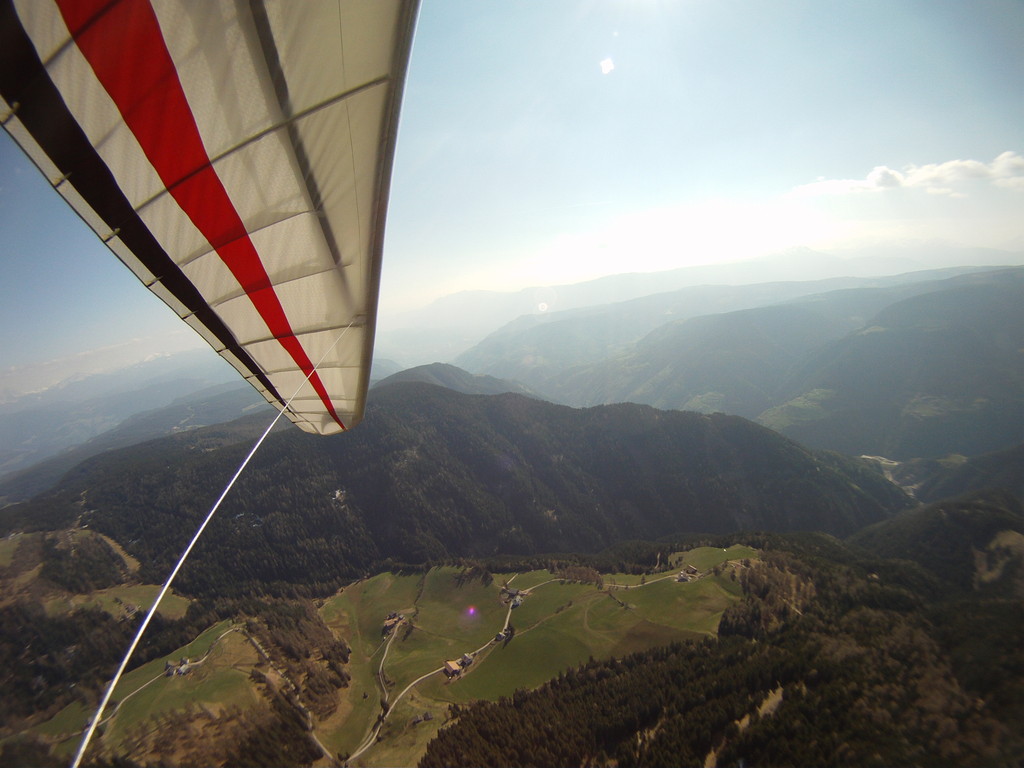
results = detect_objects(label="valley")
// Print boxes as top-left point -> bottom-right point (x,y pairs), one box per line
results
2,0 -> 1022,762
13,547 -> 755,766
456,266 -> 1024,460
0,265 -> 1020,767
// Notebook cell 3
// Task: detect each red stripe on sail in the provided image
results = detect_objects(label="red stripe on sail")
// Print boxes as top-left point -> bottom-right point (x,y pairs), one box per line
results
56,0 -> 346,430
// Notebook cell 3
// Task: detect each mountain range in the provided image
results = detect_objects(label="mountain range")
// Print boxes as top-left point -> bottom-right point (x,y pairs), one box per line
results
452,266 -> 988,392
2,249 -> 1022,766
0,349 -> 242,483
456,266 -> 1024,460
377,246 -> 1021,366
1,382 -> 908,598
6,260 -> 1020,500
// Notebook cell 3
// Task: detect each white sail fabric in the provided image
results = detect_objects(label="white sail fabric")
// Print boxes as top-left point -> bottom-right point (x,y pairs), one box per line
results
0,0 -> 418,433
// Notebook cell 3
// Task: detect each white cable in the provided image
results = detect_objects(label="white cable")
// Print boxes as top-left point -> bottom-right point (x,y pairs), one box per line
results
71,324 -> 354,768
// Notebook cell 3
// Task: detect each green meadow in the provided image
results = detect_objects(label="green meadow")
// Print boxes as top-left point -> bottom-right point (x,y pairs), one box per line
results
101,622 -> 251,748
33,620 -> 242,757
346,549 -> 758,766
673,543 -> 759,571
70,584 -> 191,620
318,572 -> 426,756
0,533 -> 26,566
30,547 -> 758,767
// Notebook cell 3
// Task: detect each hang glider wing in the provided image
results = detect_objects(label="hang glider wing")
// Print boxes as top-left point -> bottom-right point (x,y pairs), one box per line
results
0,0 -> 418,434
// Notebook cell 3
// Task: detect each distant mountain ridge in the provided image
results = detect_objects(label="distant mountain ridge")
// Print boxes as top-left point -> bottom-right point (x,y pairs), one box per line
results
452,266 -> 998,393
457,267 -> 1024,460
378,249 -> 1018,366
372,362 -> 543,398
0,383 -> 270,504
6,262 -> 1016,493
462,267 -> 1013,393
765,269 -> 1024,458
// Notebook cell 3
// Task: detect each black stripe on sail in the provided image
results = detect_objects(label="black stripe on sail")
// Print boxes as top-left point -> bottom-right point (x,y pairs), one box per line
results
0,0 -> 288,411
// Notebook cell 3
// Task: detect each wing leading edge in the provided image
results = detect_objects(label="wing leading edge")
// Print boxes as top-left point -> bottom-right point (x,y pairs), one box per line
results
0,0 -> 419,433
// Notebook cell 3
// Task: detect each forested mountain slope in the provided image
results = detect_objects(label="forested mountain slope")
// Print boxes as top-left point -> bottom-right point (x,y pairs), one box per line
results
372,362 -> 543,398
0,384 -> 268,504
454,269 -> 981,397
460,267 -> 1023,460
0,383 -> 908,598
891,443 -> 1024,504
848,489 -> 1024,596
421,493 -> 1024,768
765,271 -> 1024,458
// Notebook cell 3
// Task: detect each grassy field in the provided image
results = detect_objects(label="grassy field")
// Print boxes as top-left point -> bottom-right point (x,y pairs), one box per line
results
758,388 -> 835,429
30,547 -> 759,767
101,624 -> 256,749
499,570 -> 558,590
0,533 -> 25,566
381,568 -> 508,692
672,544 -> 759,571
363,689 -> 449,768
45,584 -> 192,620
345,549 -> 759,766
33,619 -> 244,759
318,571 -> 430,756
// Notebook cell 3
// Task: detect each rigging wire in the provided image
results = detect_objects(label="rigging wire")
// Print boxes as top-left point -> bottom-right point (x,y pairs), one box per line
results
70,322 -> 356,768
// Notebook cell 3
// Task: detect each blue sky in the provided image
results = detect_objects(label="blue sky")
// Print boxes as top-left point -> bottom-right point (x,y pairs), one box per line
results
2,0 -> 1023,388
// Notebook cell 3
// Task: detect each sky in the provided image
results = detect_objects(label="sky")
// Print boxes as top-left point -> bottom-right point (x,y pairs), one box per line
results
2,0 -> 1023,391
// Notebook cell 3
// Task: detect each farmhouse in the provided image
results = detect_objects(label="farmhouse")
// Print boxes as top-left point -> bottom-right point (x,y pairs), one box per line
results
382,612 -> 404,634
443,660 -> 462,678
501,586 -> 524,603
164,658 -> 192,677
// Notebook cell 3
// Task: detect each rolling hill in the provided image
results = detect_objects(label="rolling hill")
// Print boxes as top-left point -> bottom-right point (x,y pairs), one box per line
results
455,267 -> 1023,460
372,362 -> 543,399
453,268 -> 987,399
764,270 -> 1024,458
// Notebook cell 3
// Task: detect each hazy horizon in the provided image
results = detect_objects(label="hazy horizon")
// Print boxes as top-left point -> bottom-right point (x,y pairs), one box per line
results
2,0 -> 1022,379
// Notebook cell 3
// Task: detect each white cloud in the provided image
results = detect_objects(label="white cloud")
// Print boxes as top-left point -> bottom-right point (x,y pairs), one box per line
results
867,166 -> 904,188
794,151 -> 1024,197
993,150 -> 1024,189
514,197 -> 845,285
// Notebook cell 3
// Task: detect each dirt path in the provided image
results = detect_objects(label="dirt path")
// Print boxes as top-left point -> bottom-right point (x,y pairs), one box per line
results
347,565 -> 698,765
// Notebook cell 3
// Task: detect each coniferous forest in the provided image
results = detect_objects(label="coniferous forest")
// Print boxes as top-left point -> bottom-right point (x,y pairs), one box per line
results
421,497 -> 1024,767
0,384 -> 908,599
0,383 -> 1020,766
